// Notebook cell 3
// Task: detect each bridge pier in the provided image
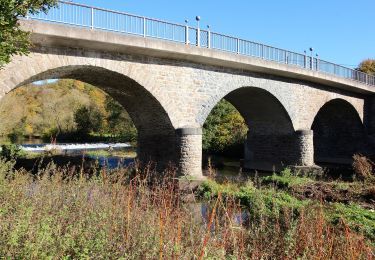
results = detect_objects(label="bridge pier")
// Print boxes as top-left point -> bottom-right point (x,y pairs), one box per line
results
137,132 -> 177,169
294,130 -> 314,166
243,129 -> 314,172
176,128 -> 203,179
364,96 -> 375,151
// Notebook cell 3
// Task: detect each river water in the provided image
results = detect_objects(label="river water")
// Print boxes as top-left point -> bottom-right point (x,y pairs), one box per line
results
1,141 -> 265,178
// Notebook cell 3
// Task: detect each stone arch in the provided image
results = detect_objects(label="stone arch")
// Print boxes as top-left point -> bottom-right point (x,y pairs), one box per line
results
203,86 -> 299,171
311,98 -> 366,164
1,64 -> 177,166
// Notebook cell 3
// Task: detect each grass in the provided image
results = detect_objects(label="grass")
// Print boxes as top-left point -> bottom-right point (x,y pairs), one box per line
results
85,148 -> 137,158
261,168 -> 315,188
198,179 -> 309,218
329,203 -> 375,241
0,158 -> 373,258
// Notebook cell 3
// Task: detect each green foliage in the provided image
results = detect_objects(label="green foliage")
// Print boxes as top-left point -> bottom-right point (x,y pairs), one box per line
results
203,100 -> 248,156
74,106 -> 104,135
199,178 -> 375,242
198,179 -> 308,218
105,96 -> 137,141
0,0 -> 58,67
262,168 -> 314,188
0,144 -> 25,159
329,203 -> 375,241
0,79 -> 137,142
357,59 -> 375,75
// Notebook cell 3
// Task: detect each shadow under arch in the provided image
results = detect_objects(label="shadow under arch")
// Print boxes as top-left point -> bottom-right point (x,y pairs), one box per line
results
311,98 -> 366,164
14,65 -> 177,166
205,86 -> 296,171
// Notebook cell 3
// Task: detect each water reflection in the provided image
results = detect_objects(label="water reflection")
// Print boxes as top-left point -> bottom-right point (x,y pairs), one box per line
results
189,202 -> 250,230
86,156 -> 134,169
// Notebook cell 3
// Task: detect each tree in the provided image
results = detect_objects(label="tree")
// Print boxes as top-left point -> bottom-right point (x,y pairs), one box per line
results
74,106 -> 104,135
357,59 -> 375,76
203,100 -> 248,156
105,96 -> 137,141
0,0 -> 57,68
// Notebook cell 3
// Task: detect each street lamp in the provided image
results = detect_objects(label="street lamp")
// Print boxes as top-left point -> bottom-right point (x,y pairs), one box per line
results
196,16 -> 201,47
196,16 -> 201,28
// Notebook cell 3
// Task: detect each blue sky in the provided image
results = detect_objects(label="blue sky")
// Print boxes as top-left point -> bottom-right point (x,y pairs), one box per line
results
65,0 -> 373,68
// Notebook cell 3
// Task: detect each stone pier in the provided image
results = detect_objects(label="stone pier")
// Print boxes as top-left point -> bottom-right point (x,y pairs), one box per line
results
176,128 -> 203,179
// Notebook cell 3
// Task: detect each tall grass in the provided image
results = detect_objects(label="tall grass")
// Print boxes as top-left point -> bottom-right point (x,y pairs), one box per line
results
0,159 -> 373,259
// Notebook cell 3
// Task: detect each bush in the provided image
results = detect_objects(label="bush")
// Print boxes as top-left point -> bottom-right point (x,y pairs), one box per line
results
261,168 -> 314,188
0,144 -> 25,159
352,154 -> 374,181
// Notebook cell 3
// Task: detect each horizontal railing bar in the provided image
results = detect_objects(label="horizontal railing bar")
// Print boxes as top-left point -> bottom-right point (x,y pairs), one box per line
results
59,0 -> 187,27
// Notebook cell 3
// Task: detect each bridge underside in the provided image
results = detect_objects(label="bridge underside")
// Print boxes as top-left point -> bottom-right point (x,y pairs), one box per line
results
222,87 -> 314,172
312,99 -> 369,165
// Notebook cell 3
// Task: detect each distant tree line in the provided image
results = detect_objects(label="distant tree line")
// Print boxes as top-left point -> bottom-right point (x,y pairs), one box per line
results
0,79 -> 137,143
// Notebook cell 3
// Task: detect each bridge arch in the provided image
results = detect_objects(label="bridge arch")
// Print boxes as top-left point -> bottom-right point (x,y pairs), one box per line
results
201,86 -> 304,171
311,98 -> 367,164
1,59 -> 178,167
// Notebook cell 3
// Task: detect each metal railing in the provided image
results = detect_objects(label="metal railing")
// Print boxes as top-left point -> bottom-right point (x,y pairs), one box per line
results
28,1 -> 375,86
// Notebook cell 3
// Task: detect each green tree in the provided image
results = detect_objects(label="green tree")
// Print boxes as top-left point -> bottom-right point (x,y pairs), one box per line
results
0,0 -> 57,67
357,59 -> 375,76
203,100 -> 248,156
105,96 -> 137,141
74,106 -> 104,135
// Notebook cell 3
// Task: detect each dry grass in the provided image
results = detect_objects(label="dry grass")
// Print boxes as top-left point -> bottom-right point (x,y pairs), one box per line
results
353,154 -> 374,181
0,159 -> 373,259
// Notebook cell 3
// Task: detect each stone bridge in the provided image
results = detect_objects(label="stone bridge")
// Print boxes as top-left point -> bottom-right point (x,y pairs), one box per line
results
1,19 -> 375,178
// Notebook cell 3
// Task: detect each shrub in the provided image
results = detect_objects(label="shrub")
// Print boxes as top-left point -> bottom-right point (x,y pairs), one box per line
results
352,154 -> 374,181
0,144 -> 25,159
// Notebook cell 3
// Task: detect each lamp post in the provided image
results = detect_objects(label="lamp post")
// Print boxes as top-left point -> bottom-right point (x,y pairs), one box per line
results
185,19 -> 189,45
207,25 -> 211,48
196,16 -> 201,47
309,47 -> 313,69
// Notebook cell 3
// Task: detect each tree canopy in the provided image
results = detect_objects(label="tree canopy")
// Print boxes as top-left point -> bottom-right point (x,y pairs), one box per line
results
0,0 -> 57,67
0,79 -> 137,142
203,100 -> 248,156
357,59 -> 375,76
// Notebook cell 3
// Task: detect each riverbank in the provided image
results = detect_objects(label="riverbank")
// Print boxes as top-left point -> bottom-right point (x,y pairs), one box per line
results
0,158 -> 373,258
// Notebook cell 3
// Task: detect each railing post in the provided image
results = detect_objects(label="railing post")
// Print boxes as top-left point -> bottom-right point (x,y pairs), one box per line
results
285,52 -> 288,64
207,30 -> 211,49
316,57 -> 319,71
304,52 -> 307,68
237,38 -> 240,54
261,44 -> 264,59
91,7 -> 94,30
197,27 -> 200,47
185,24 -> 189,45
143,17 -> 146,37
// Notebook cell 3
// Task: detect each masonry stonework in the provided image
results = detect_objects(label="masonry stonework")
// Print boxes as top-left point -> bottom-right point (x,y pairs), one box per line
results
0,22 -> 373,177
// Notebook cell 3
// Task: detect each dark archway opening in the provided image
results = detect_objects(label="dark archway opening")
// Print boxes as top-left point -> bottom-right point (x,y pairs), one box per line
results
312,99 -> 367,165
203,87 -> 295,175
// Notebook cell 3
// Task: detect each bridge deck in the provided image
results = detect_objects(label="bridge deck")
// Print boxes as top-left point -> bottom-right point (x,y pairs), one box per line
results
22,19 -> 375,95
